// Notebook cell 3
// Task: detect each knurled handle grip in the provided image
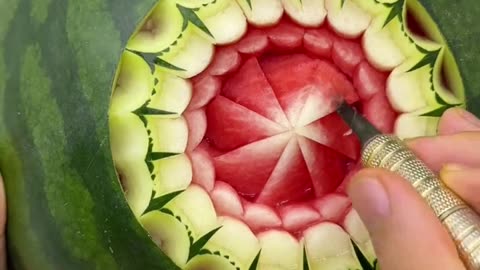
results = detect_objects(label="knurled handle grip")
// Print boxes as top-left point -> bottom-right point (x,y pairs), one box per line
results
361,134 -> 480,270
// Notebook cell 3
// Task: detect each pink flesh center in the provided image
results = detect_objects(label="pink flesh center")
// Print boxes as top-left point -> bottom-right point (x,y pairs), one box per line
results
186,18 -> 397,235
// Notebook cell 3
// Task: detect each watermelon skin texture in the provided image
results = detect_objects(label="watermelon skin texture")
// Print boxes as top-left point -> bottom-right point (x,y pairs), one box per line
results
0,1 -> 479,270
418,0 -> 480,116
0,0 -> 179,269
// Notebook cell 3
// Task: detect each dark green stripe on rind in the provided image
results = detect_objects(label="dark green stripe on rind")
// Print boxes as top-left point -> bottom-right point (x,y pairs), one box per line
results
65,0 -> 121,140
2,1 -> 90,268
20,43 -> 105,269
0,1 -> 35,269
1,0 -> 180,269
109,0 -> 162,43
30,0 -> 52,24
418,0 -> 480,116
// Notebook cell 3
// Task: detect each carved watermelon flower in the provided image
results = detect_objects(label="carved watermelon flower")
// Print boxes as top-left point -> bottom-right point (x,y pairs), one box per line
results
108,0 -> 465,269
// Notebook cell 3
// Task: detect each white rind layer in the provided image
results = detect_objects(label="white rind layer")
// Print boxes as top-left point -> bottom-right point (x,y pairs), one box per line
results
141,211 -> 191,267
282,0 -> 327,27
304,222 -> 362,270
325,0 -> 372,39
237,0 -> 284,27
257,230 -> 303,270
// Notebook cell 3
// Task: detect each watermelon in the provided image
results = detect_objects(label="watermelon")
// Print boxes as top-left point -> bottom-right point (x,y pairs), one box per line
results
1,0 -> 479,270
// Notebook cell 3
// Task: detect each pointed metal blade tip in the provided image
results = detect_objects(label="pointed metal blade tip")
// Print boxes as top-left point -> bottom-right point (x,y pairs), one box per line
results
336,102 -> 381,146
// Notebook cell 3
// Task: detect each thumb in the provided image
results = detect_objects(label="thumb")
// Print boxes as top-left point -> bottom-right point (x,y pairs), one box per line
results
347,168 -> 466,270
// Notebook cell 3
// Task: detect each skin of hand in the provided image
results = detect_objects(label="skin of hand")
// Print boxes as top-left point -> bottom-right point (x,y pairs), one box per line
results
348,107 -> 480,270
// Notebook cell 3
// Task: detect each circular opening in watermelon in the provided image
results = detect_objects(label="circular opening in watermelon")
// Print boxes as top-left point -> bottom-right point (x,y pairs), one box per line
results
200,22 -> 374,206
108,0 -> 466,269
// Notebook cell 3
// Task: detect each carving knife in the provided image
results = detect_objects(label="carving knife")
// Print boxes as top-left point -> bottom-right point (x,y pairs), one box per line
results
336,102 -> 480,270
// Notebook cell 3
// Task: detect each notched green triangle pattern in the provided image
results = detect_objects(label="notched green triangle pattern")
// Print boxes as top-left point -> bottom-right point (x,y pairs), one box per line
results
178,4 -> 214,37
377,0 -> 465,119
383,0 -> 405,27
129,2 -> 217,72
143,190 -> 184,214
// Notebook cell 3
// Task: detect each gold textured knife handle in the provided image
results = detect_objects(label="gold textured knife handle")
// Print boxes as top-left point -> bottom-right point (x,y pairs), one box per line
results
361,134 -> 480,270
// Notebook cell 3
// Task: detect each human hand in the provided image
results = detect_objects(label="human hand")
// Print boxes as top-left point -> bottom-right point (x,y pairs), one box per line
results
348,107 -> 480,270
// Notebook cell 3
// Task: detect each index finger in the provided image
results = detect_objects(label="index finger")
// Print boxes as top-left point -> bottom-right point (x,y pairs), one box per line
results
437,107 -> 480,135
407,132 -> 480,171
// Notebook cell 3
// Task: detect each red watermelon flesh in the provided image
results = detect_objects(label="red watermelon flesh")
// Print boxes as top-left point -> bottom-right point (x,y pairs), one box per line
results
260,54 -> 317,126
186,20 -> 399,233
303,27 -> 336,58
336,162 -> 363,194
184,108 -> 207,152
214,133 -> 291,198
256,137 -> 314,206
279,203 -> 322,233
243,202 -> 282,233
221,57 -> 290,128
314,60 -> 359,104
363,92 -> 397,133
266,20 -> 305,50
295,112 -> 360,160
235,28 -> 269,56
187,74 -> 222,111
353,61 -> 388,101
195,139 -> 226,158
205,95 -> 287,150
298,136 -> 350,198
332,38 -> 365,77
210,181 -> 244,218
188,146 -> 215,192
293,61 -> 359,127
313,193 -> 351,223
207,46 -> 242,76
260,54 -> 358,126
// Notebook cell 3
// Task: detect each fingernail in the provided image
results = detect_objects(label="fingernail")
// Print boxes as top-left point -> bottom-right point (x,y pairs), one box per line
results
456,108 -> 480,128
347,175 -> 391,224
442,163 -> 467,172
439,164 -> 466,183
